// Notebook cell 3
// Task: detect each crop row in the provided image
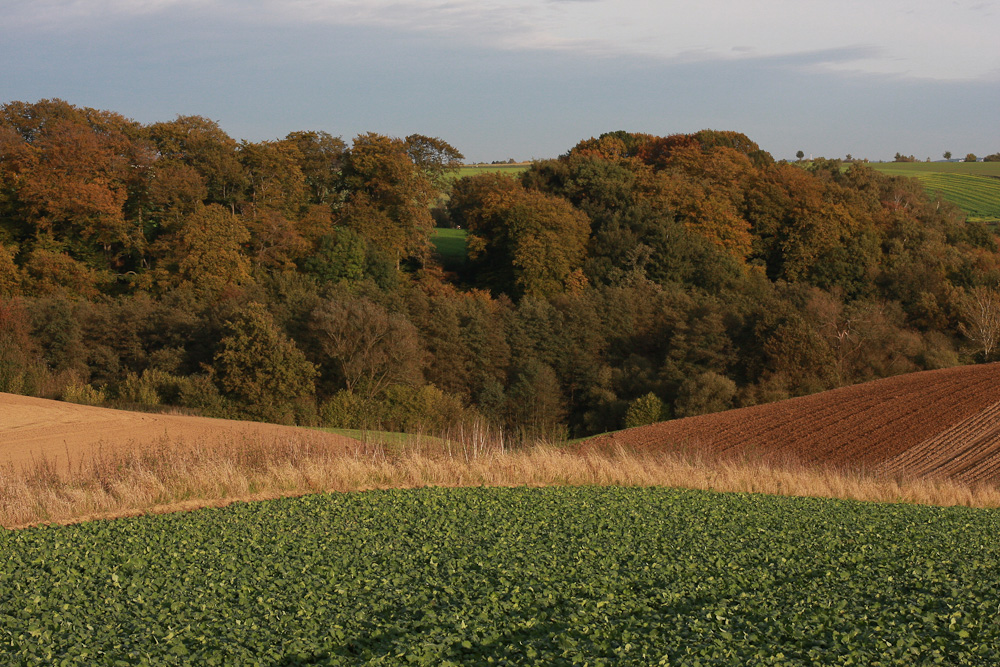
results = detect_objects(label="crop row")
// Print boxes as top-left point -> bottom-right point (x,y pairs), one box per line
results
2,487 -> 1000,665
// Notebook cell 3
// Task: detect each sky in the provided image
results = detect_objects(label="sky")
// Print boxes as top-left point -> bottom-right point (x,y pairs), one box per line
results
1,0 -> 997,163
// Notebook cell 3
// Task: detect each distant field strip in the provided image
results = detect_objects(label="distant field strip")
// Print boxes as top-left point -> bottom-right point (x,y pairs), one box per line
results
909,173 -> 1000,219
868,162 -> 1000,220
454,164 -> 529,179
868,162 -> 1000,177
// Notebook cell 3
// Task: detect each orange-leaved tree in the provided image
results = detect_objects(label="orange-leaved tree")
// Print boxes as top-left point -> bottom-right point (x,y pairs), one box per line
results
336,133 -> 439,268
458,178 -> 591,299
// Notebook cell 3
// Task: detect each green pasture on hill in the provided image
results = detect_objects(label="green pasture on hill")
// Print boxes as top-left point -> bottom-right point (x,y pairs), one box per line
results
430,227 -> 468,270
867,162 -> 1000,221
4,486 -> 1000,665
867,162 -> 1000,178
454,164 -> 530,180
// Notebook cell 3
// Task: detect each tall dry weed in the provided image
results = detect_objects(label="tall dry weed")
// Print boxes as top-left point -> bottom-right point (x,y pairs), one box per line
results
3,427 -> 1000,529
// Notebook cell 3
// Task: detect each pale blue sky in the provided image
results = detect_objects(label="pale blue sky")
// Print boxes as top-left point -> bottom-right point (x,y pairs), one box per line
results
2,0 -> 997,162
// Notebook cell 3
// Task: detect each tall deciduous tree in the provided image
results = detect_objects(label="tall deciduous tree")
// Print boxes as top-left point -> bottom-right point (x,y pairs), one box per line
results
404,134 -> 464,191
0,99 -> 152,268
154,203 -> 253,296
0,298 -> 44,394
238,140 -> 308,218
0,243 -> 21,296
281,130 -> 346,205
310,294 -> 423,399
213,302 -> 317,423
337,133 -> 438,267
461,180 -> 591,299
147,115 -> 245,210
960,286 -> 1000,360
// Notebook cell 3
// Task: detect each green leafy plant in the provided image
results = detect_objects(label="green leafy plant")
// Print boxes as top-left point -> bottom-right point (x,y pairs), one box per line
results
4,487 -> 1000,664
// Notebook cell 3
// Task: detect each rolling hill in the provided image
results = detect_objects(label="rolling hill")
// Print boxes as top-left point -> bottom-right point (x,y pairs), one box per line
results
580,362 -> 1000,485
0,392 -> 357,471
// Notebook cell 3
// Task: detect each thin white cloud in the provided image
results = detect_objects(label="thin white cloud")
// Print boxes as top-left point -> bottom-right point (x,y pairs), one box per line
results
5,0 -> 998,81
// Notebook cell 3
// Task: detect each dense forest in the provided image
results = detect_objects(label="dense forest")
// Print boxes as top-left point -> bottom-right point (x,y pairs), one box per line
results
2,99 -> 999,439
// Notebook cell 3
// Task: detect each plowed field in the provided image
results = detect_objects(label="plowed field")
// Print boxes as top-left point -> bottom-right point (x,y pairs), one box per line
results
580,363 -> 1000,484
0,392 -> 356,471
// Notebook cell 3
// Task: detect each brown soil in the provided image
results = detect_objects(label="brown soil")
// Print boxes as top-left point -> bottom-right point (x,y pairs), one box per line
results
0,392 -> 356,471
578,363 -> 1000,484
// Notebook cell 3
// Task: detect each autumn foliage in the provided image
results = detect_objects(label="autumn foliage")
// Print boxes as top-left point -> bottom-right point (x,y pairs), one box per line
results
1,100 -> 997,438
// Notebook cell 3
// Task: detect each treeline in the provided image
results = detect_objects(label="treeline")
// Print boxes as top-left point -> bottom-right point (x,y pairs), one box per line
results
2,100 -> 999,438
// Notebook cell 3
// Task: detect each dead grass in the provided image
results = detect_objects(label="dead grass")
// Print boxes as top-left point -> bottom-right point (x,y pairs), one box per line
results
3,427 -> 1000,529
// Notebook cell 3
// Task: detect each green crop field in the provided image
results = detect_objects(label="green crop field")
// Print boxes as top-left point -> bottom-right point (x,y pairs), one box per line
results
868,162 -> 1000,221
431,227 -> 468,270
867,162 -> 1000,178
4,486 -> 1000,665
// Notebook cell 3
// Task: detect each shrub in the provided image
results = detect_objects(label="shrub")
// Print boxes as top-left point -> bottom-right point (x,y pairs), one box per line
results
319,390 -> 381,430
62,380 -> 107,406
177,374 -> 234,418
319,384 -> 471,433
674,372 -> 736,418
624,392 -> 665,428
116,372 -> 162,407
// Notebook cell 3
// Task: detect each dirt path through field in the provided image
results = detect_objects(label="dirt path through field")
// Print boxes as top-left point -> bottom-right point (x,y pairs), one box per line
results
0,393 -> 353,471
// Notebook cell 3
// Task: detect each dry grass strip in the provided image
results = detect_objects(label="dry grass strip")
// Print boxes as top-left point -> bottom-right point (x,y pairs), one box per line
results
3,432 -> 999,530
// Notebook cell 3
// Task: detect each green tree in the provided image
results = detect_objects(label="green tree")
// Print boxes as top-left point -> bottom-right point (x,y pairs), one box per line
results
404,134 -> 464,192
301,228 -> 367,285
506,359 -> 567,440
462,181 -> 591,299
624,392 -> 664,428
337,133 -> 438,268
673,372 -> 736,418
213,303 -> 317,423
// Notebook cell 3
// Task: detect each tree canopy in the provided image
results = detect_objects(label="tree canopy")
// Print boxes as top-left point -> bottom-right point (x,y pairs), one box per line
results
1,102 -> 995,439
